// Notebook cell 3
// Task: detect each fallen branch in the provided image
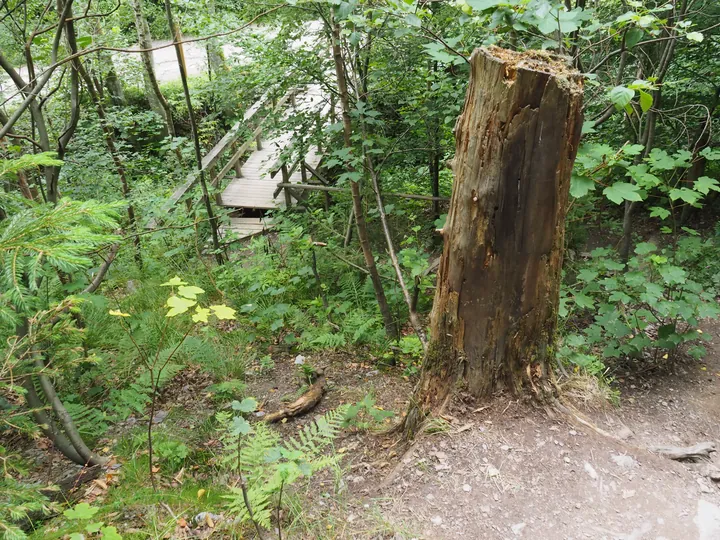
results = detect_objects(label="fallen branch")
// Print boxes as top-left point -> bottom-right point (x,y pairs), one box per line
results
264,370 -> 326,423
648,442 -> 716,461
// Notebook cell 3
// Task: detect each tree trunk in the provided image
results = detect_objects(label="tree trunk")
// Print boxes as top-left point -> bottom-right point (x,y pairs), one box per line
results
331,19 -> 397,340
131,0 -> 176,138
404,48 -> 583,437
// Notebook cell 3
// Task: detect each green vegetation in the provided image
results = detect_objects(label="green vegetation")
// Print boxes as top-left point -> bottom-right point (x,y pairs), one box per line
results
1,0 -> 720,537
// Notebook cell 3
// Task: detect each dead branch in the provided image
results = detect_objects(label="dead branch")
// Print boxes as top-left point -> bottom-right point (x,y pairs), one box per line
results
263,371 -> 326,423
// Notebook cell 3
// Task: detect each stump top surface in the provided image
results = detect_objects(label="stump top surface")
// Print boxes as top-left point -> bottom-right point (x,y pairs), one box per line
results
477,46 -> 583,91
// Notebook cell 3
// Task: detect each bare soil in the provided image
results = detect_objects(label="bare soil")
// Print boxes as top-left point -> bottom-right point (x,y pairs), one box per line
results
330,320 -> 720,539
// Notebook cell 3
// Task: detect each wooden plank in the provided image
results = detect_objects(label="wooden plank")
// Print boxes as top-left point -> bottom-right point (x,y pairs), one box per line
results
219,216 -> 274,240
274,182 -> 451,202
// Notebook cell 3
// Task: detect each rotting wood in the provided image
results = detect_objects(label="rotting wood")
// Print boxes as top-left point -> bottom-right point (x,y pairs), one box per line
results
649,441 -> 716,461
403,47 -> 584,438
263,370 -> 326,423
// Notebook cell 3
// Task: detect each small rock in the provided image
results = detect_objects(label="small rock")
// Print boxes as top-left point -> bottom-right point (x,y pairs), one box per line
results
435,451 -> 448,461
352,475 -> 365,484
487,465 -> 500,477
564,456 -> 571,464
152,410 -> 168,424
480,505 -> 491,514
622,489 -> 636,499
511,522 -> 526,536
462,484 -> 472,492
294,355 -> 305,365
366,370 -> 379,376
584,462 -> 599,480
617,426 -> 634,440
430,516 -> 443,526
254,411 -> 266,417
611,454 -> 637,469
697,477 -> 714,494
705,464 -> 720,482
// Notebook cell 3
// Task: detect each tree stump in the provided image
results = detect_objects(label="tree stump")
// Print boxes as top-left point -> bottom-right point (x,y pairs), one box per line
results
406,47 -> 583,436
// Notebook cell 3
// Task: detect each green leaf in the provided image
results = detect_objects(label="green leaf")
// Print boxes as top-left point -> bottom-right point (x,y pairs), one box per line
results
659,265 -> 687,285
230,416 -> 251,436
165,295 -> 196,317
232,397 -> 258,413
466,0 -> 504,10
622,144 -> 646,156
649,206 -> 670,220
100,526 -> 122,540
160,276 -> 188,287
700,147 -> 720,161
603,182 -> 643,204
177,285 -> 205,299
64,503 -> 99,520
76,36 -> 92,48
608,86 -> 634,109
577,269 -> 598,282
647,148 -> 675,171
573,292 -> 595,309
639,90 -> 652,113
694,176 -> 720,195
669,188 -> 701,205
570,175 -> 595,198
404,13 -> 421,27
625,27 -> 644,48
634,242 -> 656,255
69,534 -> 84,540
686,31 -> 703,42
192,307 -> 210,323
209,304 -> 237,320
86,522 -> 103,534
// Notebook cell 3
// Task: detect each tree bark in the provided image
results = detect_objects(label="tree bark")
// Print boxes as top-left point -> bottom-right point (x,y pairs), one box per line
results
404,48 -> 583,437
131,0 -> 176,138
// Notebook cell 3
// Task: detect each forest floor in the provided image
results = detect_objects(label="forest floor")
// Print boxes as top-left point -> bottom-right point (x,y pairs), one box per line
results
17,321 -> 720,539
317,319 -> 720,540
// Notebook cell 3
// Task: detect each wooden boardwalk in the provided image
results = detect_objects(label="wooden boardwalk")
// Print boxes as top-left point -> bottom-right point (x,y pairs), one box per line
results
219,84 -> 329,239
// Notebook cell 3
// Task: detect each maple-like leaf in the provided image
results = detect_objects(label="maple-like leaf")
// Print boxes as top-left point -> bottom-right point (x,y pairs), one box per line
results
210,304 -> 236,320
178,285 -> 205,299
160,276 -> 188,287
166,295 -> 196,317
192,307 -> 210,323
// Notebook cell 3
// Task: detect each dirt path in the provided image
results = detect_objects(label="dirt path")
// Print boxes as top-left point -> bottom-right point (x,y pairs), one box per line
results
341,321 -> 720,539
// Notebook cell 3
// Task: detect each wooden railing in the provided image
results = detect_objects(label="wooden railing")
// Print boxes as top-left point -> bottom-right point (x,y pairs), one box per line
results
148,81 -> 299,227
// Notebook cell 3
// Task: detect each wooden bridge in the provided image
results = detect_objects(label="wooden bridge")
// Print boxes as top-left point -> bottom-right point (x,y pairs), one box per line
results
151,79 -> 449,240
150,81 -> 332,239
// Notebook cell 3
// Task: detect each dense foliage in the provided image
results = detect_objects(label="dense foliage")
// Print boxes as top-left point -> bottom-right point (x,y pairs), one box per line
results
1,0 -> 719,537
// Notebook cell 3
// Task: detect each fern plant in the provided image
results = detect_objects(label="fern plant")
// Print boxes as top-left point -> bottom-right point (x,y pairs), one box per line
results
216,399 -> 348,535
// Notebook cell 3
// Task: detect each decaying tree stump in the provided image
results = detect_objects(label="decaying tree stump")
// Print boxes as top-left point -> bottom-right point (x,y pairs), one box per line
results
405,47 -> 584,437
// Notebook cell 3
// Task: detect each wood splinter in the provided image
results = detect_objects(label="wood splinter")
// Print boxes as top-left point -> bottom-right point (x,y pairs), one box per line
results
263,369 -> 326,423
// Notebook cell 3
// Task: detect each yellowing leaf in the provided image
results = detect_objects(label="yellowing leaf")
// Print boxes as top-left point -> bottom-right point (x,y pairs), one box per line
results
197,488 -> 207,499
160,276 -> 188,287
192,307 -> 210,323
700,366 -> 707,371
662,354 -> 668,359
109,310 -> 131,317
697,329 -> 703,334
178,285 -> 205,299
210,304 -> 236,320
166,295 -> 196,317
